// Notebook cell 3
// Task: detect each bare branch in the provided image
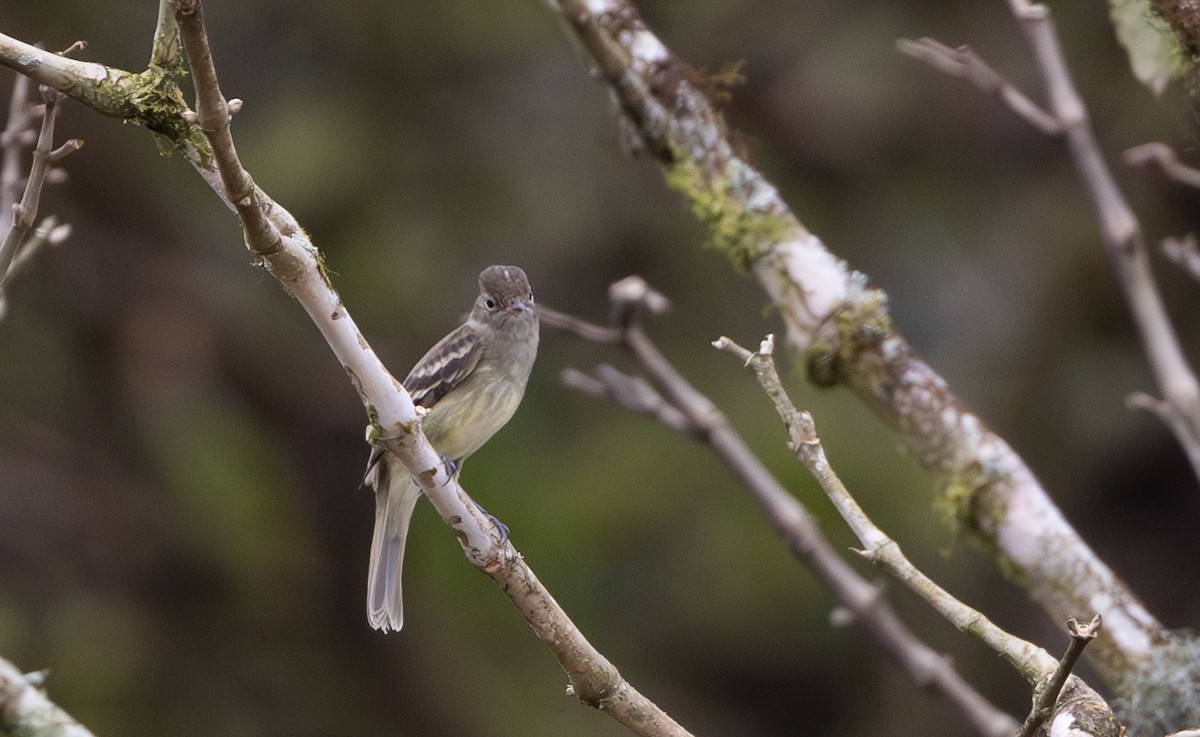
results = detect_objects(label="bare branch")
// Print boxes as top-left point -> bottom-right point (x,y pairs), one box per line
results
550,307 -> 1020,737
896,37 -> 1063,135
904,6 -> 1200,482
0,33 -> 148,121
715,335 -> 1118,736
0,655 -> 96,737
1009,1 -> 1200,479
562,365 -> 703,439
0,73 -> 35,227
2,215 -> 69,287
539,305 -> 623,344
0,74 -> 72,321
0,9 -> 699,735
173,0 -> 281,258
715,335 -> 1056,674
1124,142 -> 1200,189
0,31 -> 224,204
1017,616 -> 1103,737
1159,234 -> 1200,283
1,83 -> 74,291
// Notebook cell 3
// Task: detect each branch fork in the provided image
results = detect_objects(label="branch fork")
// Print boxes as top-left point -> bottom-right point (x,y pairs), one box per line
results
903,0 -> 1200,483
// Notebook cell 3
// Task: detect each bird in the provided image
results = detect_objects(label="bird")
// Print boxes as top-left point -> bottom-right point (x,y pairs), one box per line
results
362,264 -> 539,632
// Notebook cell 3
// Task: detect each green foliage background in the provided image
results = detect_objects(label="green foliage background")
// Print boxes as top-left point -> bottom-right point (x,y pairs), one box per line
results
2,1 -> 1199,736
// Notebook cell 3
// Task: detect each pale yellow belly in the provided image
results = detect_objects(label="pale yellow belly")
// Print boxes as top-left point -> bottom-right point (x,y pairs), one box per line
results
420,367 -> 526,462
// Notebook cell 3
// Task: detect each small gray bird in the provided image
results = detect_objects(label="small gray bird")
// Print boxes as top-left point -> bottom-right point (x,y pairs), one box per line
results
363,265 -> 539,632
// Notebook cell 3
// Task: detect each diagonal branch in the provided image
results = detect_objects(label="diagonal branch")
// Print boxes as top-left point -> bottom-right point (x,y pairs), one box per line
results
161,3 -> 694,735
0,655 -> 96,737
896,37 -> 1063,135
0,75 -> 80,319
1017,615 -> 1104,737
1124,142 -> 1200,190
0,73 -> 35,229
546,293 -> 1021,737
714,334 -> 1117,737
1009,1 -> 1200,468
150,0 -> 184,72
0,11 -> 697,735
0,85 -> 76,286
1159,234 -> 1200,283
543,0 -> 1163,684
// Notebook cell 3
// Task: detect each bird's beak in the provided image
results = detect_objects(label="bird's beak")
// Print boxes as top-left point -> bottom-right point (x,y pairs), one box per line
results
505,299 -> 532,313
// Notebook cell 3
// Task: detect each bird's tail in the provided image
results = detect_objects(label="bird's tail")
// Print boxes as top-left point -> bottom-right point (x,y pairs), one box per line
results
363,452 -> 422,632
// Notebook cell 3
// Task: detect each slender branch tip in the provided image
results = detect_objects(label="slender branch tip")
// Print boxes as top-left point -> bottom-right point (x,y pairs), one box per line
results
56,40 -> 88,57
608,275 -> 670,324
1066,614 -> 1102,639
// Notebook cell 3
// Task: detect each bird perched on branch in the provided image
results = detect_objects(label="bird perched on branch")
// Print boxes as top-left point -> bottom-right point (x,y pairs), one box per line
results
363,264 -> 539,632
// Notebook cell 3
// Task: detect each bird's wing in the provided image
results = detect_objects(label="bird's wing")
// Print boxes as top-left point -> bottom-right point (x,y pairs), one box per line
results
402,321 -> 485,408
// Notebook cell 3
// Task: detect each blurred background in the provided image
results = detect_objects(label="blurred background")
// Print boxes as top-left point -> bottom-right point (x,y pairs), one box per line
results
2,1 -> 1200,735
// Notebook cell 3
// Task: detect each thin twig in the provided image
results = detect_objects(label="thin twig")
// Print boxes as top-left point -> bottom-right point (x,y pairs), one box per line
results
908,0 -> 1200,501
714,335 -> 1057,677
539,305 -> 622,344
3,215 -> 70,282
0,0 -> 1162,687
0,66 -> 75,320
1124,142 -> 1200,189
0,73 -> 35,228
896,37 -> 1063,135
549,305 -> 1020,737
1160,234 -> 1200,283
0,84 -> 78,290
173,0 -> 280,258
562,366 -> 703,438
1011,0 -> 1200,479
1016,615 -> 1103,737
714,334 -> 1118,735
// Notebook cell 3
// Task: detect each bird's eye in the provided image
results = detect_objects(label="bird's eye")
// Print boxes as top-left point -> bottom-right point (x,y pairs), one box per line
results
528,291 -> 534,302
485,297 -> 497,310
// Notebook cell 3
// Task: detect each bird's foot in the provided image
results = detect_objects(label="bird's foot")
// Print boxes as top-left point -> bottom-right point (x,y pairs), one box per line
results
474,501 -> 510,544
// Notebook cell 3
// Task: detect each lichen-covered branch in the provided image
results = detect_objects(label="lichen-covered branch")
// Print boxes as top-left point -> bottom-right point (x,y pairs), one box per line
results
0,31 -> 196,145
149,0 -> 184,72
0,655 -> 96,737
545,0 -> 1164,683
1142,0 -> 1200,83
